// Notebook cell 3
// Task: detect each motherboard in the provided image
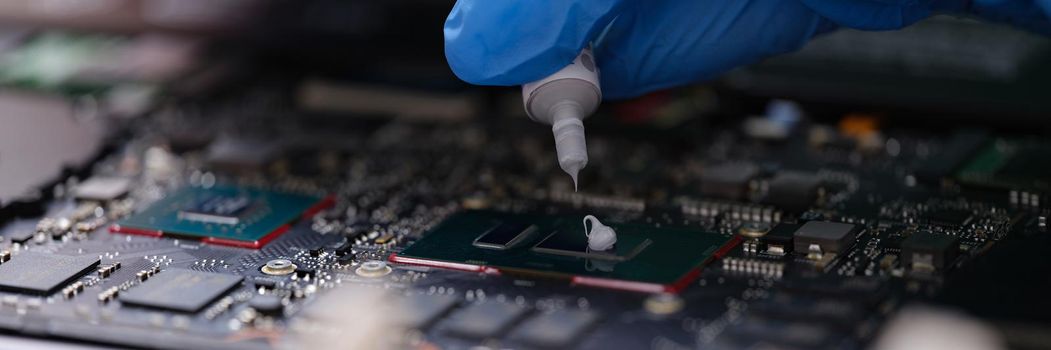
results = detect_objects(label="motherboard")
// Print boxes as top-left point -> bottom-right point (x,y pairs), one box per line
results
0,89 -> 1047,350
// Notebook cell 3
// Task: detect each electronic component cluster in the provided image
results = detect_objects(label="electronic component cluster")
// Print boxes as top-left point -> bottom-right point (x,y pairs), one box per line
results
0,91 -> 1044,350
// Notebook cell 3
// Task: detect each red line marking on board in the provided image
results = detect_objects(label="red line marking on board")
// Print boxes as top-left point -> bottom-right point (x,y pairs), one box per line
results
301,195 -> 336,220
108,225 -> 163,237
712,235 -> 743,259
658,235 -> 745,294
388,253 -> 501,275
571,275 -> 666,294
665,267 -> 704,294
662,235 -> 746,293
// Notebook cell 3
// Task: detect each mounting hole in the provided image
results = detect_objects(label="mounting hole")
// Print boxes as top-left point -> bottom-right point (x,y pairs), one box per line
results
261,258 -> 297,276
355,260 -> 392,278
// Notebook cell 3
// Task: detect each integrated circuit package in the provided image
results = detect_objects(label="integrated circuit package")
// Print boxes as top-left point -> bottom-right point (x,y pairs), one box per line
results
112,186 -> 331,248
0,72 -> 1040,350
120,269 -> 244,312
793,221 -> 859,255
0,252 -> 100,294
392,210 -> 738,293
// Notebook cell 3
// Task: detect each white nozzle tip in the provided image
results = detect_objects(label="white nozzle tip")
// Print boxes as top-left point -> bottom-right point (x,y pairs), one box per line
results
559,157 -> 585,191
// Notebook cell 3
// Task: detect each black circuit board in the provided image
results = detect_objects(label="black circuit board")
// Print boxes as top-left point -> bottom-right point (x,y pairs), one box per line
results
0,97 -> 1046,350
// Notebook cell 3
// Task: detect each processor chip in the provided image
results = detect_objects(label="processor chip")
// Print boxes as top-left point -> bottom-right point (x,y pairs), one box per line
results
0,252 -> 100,294
112,186 -> 332,249
120,269 -> 243,312
392,210 -> 738,293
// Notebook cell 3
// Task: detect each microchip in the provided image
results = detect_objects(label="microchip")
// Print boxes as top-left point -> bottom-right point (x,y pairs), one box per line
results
442,302 -> 530,339
700,163 -> 758,200
793,221 -> 858,255
0,252 -> 99,294
509,309 -> 600,348
113,186 -> 331,249
120,269 -> 243,312
764,171 -> 823,212
393,210 -> 736,293
74,177 -> 131,201
901,231 -> 959,271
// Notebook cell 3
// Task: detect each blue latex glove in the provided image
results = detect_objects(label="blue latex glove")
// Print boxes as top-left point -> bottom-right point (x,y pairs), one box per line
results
445,0 -> 1051,100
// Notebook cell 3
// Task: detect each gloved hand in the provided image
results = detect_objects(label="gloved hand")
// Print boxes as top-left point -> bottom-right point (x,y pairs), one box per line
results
445,0 -> 1051,100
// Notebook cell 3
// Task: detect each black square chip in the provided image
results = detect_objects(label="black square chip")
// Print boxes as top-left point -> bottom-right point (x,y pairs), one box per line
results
793,221 -> 858,255
0,252 -> 100,294
120,269 -> 243,312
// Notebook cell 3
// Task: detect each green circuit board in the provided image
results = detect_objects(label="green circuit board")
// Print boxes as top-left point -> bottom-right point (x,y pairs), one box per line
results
394,210 -> 738,293
114,186 -> 328,249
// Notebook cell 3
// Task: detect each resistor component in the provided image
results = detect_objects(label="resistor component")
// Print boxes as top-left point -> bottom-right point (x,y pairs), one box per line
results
97,262 -> 121,278
61,281 -> 85,299
722,257 -> 784,279
97,287 -> 120,303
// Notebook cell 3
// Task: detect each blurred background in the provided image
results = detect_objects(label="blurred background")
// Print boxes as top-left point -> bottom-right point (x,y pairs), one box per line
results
2,0 -> 1048,209
0,0 -> 1047,120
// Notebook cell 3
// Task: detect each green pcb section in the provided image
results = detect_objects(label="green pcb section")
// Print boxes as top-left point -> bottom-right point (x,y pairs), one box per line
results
957,139 -> 1051,191
119,186 -> 321,242
398,210 -> 733,285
